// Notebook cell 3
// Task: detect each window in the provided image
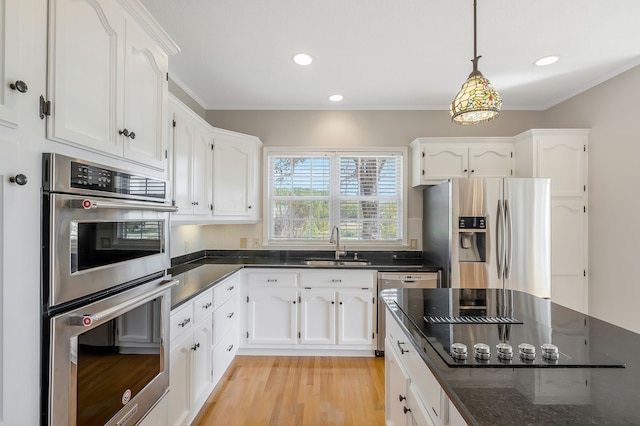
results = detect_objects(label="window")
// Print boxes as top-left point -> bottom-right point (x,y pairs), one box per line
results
267,149 -> 405,245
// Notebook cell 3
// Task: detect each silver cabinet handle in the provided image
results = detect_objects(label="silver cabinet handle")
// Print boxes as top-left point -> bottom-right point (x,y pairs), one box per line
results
226,344 -> 234,352
203,302 -> 213,310
266,279 -> 278,283
331,279 -> 342,283
178,318 -> 191,327
227,312 -> 235,319
227,285 -> 235,291
397,340 -> 409,354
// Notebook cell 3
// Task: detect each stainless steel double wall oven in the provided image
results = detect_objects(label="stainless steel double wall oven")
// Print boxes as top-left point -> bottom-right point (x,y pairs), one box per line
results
41,154 -> 178,426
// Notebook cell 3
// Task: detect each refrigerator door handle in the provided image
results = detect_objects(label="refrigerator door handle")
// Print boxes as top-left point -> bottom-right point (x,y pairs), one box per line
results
504,199 -> 513,278
496,200 -> 504,279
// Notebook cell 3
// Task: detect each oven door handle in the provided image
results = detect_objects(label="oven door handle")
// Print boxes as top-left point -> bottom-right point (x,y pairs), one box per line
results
69,278 -> 179,327
69,198 -> 179,213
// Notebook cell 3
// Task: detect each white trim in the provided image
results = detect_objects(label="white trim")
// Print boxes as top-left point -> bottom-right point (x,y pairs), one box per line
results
168,72 -> 208,110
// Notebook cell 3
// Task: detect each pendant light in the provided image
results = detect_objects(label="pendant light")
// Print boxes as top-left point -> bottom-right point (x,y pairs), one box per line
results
449,0 -> 502,125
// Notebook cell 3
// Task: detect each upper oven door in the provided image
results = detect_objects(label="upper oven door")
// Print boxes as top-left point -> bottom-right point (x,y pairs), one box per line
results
47,193 -> 174,307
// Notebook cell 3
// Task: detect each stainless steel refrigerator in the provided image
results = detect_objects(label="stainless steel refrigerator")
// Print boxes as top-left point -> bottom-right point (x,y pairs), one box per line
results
422,178 -> 551,298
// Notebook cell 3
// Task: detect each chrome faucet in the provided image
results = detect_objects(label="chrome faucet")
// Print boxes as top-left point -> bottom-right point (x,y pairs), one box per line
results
329,226 -> 347,260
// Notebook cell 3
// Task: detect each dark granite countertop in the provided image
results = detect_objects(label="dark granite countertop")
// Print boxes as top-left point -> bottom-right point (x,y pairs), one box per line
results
383,288 -> 640,425
168,250 -> 439,309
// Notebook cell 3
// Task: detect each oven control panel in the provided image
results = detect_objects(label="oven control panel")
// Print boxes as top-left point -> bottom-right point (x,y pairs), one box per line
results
70,161 -> 166,199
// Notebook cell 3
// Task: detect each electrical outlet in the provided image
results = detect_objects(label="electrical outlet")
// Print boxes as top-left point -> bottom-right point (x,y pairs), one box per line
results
252,238 -> 261,248
239,237 -> 248,248
410,238 -> 418,249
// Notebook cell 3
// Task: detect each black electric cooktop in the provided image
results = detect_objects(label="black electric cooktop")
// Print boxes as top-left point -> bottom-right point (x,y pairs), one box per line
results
392,288 -> 626,368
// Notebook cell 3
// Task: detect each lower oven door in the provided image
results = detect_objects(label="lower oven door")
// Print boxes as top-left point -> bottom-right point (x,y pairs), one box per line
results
46,192 -> 174,307
46,276 -> 177,426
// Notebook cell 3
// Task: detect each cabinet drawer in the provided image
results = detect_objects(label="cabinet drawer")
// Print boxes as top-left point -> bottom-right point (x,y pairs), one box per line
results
213,294 -> 238,345
246,270 -> 297,287
170,303 -> 194,343
213,275 -> 239,307
301,270 -> 374,288
192,290 -> 214,324
213,323 -> 239,385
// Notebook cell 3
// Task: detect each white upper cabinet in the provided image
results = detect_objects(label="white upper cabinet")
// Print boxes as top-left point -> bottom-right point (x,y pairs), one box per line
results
121,17 -> 169,169
410,138 -> 513,186
514,128 -> 590,313
46,0 -> 178,170
169,97 -> 262,224
212,130 -> 262,223
0,0 -> 23,129
170,95 -> 212,216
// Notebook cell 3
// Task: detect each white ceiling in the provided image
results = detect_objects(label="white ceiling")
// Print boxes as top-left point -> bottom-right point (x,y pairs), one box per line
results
140,0 -> 640,111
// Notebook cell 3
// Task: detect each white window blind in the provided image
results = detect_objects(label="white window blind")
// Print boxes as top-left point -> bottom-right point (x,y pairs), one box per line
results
268,150 -> 403,243
338,155 -> 402,241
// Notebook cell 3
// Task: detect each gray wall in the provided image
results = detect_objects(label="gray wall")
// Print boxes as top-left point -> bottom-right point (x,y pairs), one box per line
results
169,65 -> 640,333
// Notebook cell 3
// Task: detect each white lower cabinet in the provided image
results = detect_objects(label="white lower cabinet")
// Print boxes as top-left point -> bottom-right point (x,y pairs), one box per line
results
242,269 -> 376,352
167,274 -> 239,426
168,305 -> 212,426
385,307 -> 466,426
300,289 -> 336,344
247,288 -> 299,344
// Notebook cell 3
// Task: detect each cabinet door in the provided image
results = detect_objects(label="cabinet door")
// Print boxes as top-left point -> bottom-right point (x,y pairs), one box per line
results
551,198 -> 587,312
385,339 -> 410,426
422,144 -> 468,180
122,19 -> 168,170
212,137 -> 256,220
172,111 -> 194,214
191,125 -> 212,215
300,289 -> 336,345
0,0 -> 21,128
468,144 -> 513,177
168,333 -> 192,426
536,136 -> 586,197
338,289 -> 374,346
247,289 -> 298,344
191,320 -> 213,409
47,0 -> 124,155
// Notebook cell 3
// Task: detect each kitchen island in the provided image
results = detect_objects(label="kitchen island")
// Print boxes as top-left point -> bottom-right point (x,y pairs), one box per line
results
383,288 -> 640,425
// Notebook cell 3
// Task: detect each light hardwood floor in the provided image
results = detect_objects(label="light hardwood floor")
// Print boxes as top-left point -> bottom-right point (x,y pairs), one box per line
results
192,356 -> 386,425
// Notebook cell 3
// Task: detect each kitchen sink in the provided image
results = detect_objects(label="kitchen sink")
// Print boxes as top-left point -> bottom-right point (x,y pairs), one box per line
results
303,259 -> 371,266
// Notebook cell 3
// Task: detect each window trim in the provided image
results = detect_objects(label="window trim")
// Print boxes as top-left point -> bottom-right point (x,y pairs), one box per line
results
263,147 -> 408,249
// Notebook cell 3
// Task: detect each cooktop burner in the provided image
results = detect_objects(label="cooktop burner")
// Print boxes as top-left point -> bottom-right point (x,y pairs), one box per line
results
394,288 -> 626,368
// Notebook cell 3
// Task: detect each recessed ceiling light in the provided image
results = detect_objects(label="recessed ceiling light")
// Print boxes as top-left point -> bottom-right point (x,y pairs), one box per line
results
535,55 -> 559,66
329,95 -> 343,102
292,53 -> 313,66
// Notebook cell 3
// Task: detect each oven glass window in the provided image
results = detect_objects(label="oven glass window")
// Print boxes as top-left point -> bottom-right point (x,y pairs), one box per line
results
71,220 -> 163,273
76,298 -> 162,426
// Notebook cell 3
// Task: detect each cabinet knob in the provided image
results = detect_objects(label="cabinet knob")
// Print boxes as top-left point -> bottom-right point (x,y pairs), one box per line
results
403,406 -> 411,414
119,129 -> 136,139
248,205 -> 252,209
464,169 -> 468,173
471,169 -> 475,173
399,394 -> 406,402
9,80 -> 28,93
9,174 -> 28,186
